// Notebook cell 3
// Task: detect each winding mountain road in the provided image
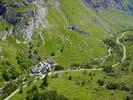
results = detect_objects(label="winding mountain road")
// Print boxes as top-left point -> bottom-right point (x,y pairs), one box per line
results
112,31 -> 127,68
116,32 -> 127,62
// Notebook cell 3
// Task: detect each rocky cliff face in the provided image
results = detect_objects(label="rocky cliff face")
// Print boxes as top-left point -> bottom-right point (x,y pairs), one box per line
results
0,0 -> 47,42
0,2 -> 7,16
14,0 -> 47,42
83,0 -> 133,14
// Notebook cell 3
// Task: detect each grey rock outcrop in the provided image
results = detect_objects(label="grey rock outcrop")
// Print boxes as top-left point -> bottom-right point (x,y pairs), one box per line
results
82,0 -> 133,14
67,25 -> 89,35
3,11 -> 21,25
0,2 -> 7,15
17,0 -> 47,41
0,0 -> 47,42
22,0 -> 35,4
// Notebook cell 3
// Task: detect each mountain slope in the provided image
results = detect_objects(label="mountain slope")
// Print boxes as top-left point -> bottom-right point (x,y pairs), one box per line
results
0,0 -> 133,90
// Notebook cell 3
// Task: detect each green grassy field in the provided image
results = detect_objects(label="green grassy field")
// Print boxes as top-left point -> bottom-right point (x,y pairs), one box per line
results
10,68 -> 133,100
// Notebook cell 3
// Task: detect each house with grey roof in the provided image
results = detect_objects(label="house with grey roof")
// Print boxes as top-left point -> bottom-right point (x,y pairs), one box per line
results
30,61 -> 57,74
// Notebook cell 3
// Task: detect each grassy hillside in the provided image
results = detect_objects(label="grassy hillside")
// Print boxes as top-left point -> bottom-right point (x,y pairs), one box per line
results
0,0 -> 133,99
10,31 -> 133,100
0,0 -> 133,84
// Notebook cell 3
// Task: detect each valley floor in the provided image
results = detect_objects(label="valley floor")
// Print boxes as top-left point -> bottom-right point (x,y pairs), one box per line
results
4,30 -> 133,100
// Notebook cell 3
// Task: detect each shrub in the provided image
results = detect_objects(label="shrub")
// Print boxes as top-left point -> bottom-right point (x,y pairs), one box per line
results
55,65 -> 64,71
68,76 -> 72,80
106,82 -> 118,90
97,79 -> 104,86
103,66 -> 113,73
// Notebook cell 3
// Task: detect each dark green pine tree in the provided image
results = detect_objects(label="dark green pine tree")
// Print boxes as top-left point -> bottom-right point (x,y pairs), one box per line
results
41,74 -> 48,89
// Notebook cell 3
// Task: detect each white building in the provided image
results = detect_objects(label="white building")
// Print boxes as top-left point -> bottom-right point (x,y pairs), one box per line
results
30,61 -> 57,74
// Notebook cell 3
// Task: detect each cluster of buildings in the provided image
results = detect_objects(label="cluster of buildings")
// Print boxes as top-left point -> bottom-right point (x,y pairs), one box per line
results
30,61 -> 57,74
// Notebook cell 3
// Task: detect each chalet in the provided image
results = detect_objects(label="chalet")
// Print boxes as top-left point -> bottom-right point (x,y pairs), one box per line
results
30,61 -> 57,74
